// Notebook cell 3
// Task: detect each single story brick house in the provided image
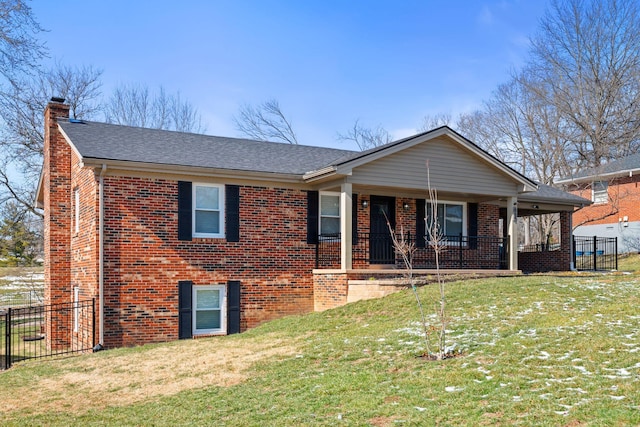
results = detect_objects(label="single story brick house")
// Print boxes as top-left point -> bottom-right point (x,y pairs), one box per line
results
37,99 -> 588,349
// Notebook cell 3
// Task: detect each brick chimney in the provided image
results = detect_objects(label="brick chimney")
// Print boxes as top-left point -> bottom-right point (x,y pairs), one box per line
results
43,98 -> 71,349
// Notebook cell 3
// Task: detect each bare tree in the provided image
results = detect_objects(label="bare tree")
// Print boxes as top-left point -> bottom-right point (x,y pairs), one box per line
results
386,161 -> 449,360
528,0 -> 640,171
234,98 -> 298,144
0,0 -> 45,84
424,161 -> 448,360
337,119 -> 392,151
0,64 -> 103,217
418,112 -> 452,132
104,84 -> 205,133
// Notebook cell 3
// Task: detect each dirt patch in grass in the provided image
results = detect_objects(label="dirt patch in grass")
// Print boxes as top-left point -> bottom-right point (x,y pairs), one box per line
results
1,332 -> 298,415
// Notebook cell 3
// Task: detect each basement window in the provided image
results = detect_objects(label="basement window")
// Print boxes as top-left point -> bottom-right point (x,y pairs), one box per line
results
193,285 -> 226,335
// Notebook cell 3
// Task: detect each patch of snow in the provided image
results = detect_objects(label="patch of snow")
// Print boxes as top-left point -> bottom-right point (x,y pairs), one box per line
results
445,386 -> 464,392
414,406 -> 427,412
610,395 -> 625,400
573,366 -> 592,375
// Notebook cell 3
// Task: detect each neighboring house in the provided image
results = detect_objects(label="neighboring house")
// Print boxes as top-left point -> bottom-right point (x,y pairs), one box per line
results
37,99 -> 588,350
557,153 -> 640,254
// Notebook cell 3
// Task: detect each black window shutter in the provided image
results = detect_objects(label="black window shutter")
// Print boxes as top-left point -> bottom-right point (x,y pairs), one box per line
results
352,193 -> 358,245
416,198 -> 426,248
226,185 -> 240,242
178,280 -> 193,339
307,191 -> 319,244
227,280 -> 241,334
468,203 -> 478,249
178,181 -> 192,241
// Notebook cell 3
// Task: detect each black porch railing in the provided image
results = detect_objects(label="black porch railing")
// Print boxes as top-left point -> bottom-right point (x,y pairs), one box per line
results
316,232 -> 509,270
573,236 -> 618,271
1,299 -> 95,370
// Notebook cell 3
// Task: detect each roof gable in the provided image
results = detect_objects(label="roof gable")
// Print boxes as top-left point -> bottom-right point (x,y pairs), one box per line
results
349,136 -> 519,196
305,126 -> 537,193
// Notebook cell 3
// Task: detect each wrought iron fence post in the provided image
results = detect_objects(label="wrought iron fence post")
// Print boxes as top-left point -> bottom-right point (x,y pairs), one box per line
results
615,237 -> 618,270
593,235 -> 597,271
459,233 -> 463,268
6,308 -> 11,370
92,298 -> 96,349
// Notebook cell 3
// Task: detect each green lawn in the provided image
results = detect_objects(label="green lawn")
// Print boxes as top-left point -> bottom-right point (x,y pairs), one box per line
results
1,271 -> 639,426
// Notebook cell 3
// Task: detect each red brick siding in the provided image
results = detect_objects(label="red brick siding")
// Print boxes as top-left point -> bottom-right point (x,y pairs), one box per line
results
569,175 -> 640,226
70,150 -> 100,350
101,178 -> 315,347
518,211 -> 572,272
313,272 -> 348,311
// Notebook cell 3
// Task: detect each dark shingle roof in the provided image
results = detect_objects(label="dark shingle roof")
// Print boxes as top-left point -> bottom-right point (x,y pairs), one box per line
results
58,119 -> 358,175
520,183 -> 590,205
562,152 -> 640,181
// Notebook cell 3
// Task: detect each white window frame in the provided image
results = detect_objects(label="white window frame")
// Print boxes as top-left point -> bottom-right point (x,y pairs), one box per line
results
319,191 -> 341,238
73,286 -> 79,333
192,183 -> 225,238
425,200 -> 467,244
74,188 -> 80,234
192,284 -> 226,335
592,181 -> 608,204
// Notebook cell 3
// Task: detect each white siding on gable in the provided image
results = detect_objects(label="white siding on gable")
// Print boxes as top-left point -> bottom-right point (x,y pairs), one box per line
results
350,137 -> 519,196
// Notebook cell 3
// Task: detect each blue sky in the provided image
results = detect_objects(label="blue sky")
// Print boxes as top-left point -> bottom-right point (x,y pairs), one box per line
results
31,1 -> 548,150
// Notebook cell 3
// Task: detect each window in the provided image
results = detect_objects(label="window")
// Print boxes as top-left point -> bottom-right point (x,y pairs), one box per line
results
193,285 -> 226,335
592,181 -> 608,204
426,201 -> 467,238
319,192 -> 340,236
193,184 -> 225,238
74,188 -> 80,234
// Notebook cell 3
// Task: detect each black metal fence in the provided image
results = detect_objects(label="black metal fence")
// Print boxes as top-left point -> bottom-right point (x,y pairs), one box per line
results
316,232 -> 508,270
573,236 -> 618,271
1,299 -> 95,370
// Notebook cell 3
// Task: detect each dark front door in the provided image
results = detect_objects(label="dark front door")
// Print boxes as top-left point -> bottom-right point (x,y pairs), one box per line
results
370,196 -> 395,264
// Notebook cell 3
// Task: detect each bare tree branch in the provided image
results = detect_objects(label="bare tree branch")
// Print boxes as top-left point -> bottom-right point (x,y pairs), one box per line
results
0,0 -> 46,83
418,112 -> 452,132
337,119 -> 392,151
233,99 -> 298,144
103,84 -> 206,133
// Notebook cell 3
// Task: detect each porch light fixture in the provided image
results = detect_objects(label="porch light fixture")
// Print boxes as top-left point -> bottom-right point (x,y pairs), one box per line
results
361,200 -> 369,208
403,202 -> 410,211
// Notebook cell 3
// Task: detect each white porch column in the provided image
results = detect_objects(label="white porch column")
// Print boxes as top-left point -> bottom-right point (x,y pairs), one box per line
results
340,182 -> 353,270
507,196 -> 518,270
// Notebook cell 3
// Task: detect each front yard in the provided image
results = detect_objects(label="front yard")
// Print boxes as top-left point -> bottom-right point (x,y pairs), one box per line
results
0,261 -> 639,425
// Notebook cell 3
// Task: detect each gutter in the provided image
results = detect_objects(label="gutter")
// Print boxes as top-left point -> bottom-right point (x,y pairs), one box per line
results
97,164 -> 107,350
556,169 -> 636,185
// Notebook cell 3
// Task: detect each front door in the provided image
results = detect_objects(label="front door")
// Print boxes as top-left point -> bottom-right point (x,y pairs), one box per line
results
370,196 -> 395,264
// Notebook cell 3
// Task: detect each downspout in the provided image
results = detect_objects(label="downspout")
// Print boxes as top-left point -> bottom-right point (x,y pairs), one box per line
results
95,164 -> 107,351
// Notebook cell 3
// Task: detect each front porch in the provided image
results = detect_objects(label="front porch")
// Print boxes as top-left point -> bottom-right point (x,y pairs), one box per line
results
316,232 -> 509,270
